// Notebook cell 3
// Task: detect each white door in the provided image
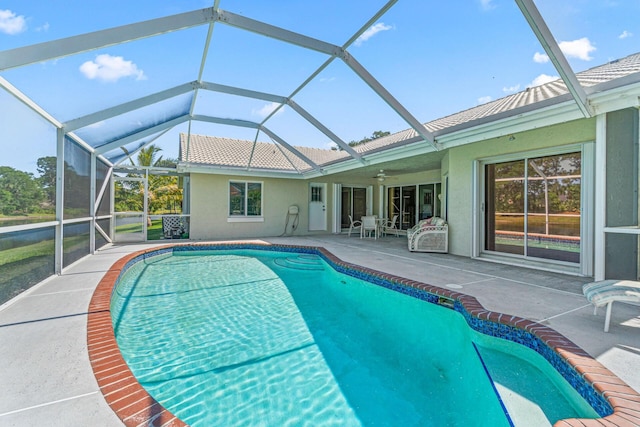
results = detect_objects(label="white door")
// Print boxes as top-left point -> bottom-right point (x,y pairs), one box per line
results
309,183 -> 327,231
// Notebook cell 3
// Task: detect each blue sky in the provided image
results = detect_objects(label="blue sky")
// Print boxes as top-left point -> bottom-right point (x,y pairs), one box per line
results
1,0 -> 639,173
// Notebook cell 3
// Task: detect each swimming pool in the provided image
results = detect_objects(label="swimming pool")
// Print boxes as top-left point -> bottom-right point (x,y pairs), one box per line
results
88,243 -> 636,426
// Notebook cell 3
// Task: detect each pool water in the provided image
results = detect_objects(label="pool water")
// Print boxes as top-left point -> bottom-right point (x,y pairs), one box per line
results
111,249 -> 598,426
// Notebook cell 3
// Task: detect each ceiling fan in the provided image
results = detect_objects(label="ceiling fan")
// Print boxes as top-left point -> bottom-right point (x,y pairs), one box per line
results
374,169 -> 389,182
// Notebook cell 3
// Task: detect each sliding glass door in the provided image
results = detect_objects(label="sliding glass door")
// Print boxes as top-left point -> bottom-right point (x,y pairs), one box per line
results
341,186 -> 367,229
484,152 -> 581,263
387,183 -> 441,230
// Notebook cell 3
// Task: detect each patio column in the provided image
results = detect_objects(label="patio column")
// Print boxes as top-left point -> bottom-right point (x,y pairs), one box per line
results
593,114 -> 606,281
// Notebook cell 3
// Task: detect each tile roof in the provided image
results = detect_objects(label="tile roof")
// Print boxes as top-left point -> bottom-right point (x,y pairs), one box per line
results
179,133 -> 349,172
180,52 -> 640,171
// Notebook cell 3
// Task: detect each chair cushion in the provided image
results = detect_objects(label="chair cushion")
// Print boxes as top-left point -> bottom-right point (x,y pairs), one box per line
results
582,280 -> 640,307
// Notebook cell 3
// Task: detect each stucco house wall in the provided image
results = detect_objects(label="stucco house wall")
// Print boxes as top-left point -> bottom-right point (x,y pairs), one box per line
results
444,118 -> 596,257
190,174 -> 325,239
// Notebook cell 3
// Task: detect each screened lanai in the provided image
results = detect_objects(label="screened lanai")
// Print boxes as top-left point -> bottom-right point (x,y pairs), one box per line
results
2,0 -> 640,303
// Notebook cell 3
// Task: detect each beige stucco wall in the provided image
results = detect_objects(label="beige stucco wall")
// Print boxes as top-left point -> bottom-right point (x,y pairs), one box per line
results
443,118 -> 596,256
190,168 -> 443,239
190,174 -> 335,239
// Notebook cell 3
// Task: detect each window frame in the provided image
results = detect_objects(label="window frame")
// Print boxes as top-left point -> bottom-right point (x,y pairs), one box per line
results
227,180 -> 264,223
473,142 -> 594,276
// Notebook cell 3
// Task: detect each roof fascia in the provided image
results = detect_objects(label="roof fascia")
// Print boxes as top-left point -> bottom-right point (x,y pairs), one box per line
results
0,8 -> 216,71
95,114 -> 189,154
588,82 -> 640,115
515,0 -> 593,117
177,162 -> 308,179
436,82 -> 640,148
64,82 -> 196,132
313,141 -> 434,178
436,100 -> 586,149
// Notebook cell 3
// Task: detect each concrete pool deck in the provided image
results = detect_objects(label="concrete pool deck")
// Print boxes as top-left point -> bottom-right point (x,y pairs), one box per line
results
1,235 -> 639,426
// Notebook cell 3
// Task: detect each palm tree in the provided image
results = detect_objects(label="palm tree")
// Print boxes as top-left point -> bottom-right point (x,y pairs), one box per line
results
135,145 -> 164,168
116,144 -> 182,216
135,145 -> 181,215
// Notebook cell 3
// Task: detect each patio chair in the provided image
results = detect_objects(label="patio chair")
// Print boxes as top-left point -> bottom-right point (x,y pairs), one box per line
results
162,215 -> 185,239
361,215 -> 378,239
582,279 -> 640,332
348,215 -> 361,237
382,214 -> 399,237
407,217 -> 448,252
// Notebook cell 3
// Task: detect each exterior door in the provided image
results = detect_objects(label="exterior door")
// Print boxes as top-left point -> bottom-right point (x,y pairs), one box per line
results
309,183 -> 327,231
341,186 -> 367,229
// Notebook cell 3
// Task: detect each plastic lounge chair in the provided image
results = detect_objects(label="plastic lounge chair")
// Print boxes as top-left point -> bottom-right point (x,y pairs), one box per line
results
361,215 -> 378,239
382,214 -> 399,237
583,280 -> 640,332
162,215 -> 185,239
407,217 -> 448,252
348,215 -> 361,237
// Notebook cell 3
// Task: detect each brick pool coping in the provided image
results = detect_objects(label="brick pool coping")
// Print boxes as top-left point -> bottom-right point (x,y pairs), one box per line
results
87,242 -> 640,427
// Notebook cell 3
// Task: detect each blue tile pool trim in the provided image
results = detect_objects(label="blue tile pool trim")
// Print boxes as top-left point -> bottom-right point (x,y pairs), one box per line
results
121,243 -> 614,419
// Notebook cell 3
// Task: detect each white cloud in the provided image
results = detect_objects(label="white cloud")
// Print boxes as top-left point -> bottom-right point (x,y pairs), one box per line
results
532,38 -> 595,65
479,0 -> 496,11
252,102 -> 284,118
558,37 -> 596,60
503,84 -> 520,93
355,22 -> 392,46
533,52 -> 549,63
35,22 -> 50,32
529,73 -> 558,87
79,54 -> 146,82
0,9 -> 27,35
619,30 -> 633,39
478,96 -> 492,104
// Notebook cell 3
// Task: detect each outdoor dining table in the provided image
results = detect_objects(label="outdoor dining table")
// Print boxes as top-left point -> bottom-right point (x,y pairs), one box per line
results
360,216 -> 388,239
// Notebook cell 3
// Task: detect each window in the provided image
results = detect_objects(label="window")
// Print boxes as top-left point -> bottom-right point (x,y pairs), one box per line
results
484,151 -> 581,264
229,181 -> 262,217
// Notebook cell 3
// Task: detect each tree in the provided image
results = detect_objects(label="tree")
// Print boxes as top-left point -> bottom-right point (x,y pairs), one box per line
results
116,144 -> 182,214
0,166 -> 44,215
37,156 -> 57,205
331,130 -> 391,150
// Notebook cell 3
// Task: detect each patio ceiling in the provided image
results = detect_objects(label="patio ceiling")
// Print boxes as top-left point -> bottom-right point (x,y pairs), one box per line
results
0,1 -> 605,177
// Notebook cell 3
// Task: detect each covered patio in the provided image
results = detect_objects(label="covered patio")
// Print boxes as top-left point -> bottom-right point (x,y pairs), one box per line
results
0,236 -> 638,426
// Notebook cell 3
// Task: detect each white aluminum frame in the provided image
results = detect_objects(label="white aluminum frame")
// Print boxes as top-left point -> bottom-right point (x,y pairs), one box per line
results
473,143 -> 594,275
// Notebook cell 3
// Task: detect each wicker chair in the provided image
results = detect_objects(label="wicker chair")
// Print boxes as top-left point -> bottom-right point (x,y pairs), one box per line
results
407,217 -> 448,253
